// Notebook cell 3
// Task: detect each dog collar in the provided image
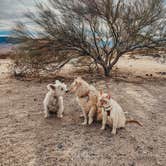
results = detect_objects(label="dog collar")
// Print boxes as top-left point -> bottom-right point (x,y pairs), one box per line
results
104,106 -> 111,111
100,105 -> 112,116
105,106 -> 112,116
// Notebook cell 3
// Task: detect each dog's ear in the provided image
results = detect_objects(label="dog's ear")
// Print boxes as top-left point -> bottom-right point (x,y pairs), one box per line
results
47,84 -> 56,91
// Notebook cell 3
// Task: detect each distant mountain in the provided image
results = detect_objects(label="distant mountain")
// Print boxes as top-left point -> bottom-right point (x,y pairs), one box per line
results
0,36 -> 9,44
0,36 -> 21,44
0,36 -> 19,56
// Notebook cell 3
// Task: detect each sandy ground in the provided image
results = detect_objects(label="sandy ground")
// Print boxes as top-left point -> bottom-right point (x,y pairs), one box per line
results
0,77 -> 166,166
0,59 -> 14,78
0,54 -> 166,80
116,55 -> 166,79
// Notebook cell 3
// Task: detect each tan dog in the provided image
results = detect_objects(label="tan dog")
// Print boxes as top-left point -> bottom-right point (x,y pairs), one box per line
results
69,77 -> 99,125
98,92 -> 142,134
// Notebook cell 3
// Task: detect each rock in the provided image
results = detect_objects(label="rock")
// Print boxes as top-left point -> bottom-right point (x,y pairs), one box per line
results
129,161 -> 135,166
147,145 -> 153,150
153,137 -> 158,142
143,151 -> 147,154
57,143 -> 63,149
34,98 -> 37,101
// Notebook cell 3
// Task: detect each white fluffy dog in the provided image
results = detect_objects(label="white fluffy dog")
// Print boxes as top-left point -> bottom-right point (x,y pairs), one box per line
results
43,80 -> 68,118
98,92 -> 142,134
69,77 -> 99,125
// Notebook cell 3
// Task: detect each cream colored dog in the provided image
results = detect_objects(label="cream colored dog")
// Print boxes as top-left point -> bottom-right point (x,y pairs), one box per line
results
98,92 -> 142,134
69,77 -> 99,125
43,80 -> 68,118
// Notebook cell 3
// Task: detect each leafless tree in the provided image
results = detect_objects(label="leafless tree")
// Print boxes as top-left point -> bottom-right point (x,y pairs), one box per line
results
14,0 -> 166,76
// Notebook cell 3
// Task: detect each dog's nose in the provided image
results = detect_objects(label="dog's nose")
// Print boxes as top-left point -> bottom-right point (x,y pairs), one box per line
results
66,90 -> 69,93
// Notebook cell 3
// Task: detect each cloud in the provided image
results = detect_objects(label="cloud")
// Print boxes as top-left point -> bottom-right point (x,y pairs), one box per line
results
0,0 -> 47,34
0,0 -> 165,36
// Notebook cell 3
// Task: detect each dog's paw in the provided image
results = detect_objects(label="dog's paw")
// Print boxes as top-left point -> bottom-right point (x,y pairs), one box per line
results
111,130 -> 116,135
44,114 -> 50,118
79,114 -> 84,118
57,114 -> 63,118
100,127 -> 105,130
81,121 -> 87,125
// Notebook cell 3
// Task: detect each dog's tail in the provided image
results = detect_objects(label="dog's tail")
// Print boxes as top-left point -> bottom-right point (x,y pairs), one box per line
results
126,120 -> 143,127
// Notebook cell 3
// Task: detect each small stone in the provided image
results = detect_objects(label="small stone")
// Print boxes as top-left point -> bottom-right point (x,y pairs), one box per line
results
135,145 -> 140,151
90,153 -> 96,156
129,161 -> 135,166
57,143 -> 63,149
34,98 -> 37,101
153,137 -> 158,142
131,135 -> 135,138
143,151 -> 147,154
156,161 -> 162,166
148,145 -> 153,150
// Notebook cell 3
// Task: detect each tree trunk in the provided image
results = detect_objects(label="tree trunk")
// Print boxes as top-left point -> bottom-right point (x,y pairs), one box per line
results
103,66 -> 111,76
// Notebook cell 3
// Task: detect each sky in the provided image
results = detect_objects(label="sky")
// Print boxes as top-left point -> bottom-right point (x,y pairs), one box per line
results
0,0 -> 165,37
0,0 -> 47,36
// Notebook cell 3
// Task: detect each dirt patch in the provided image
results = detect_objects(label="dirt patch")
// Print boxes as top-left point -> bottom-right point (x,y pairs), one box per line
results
0,78 -> 166,166
115,55 -> 166,80
0,59 -> 14,78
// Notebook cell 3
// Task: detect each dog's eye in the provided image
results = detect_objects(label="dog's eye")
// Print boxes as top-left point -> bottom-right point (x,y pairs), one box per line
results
61,87 -> 63,90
